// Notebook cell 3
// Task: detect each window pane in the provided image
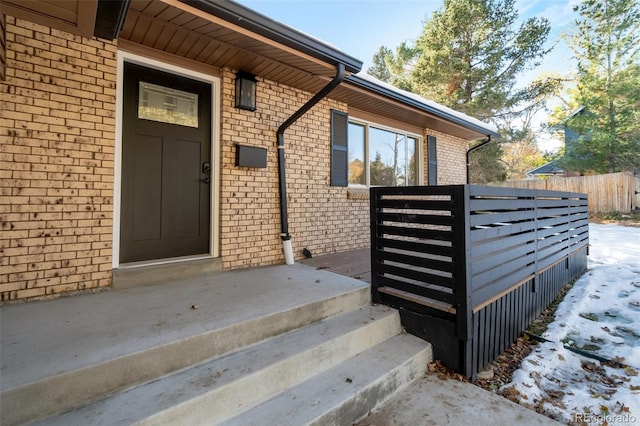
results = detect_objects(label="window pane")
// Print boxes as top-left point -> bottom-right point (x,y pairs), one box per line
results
348,122 -> 366,185
369,127 -> 404,186
407,137 -> 418,186
138,82 -> 198,127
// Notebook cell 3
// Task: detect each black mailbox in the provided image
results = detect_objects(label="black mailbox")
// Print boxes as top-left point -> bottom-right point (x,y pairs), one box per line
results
236,144 -> 267,168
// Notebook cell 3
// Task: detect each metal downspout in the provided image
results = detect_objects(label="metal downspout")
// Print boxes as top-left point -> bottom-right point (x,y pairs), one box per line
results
466,136 -> 491,184
276,63 -> 346,264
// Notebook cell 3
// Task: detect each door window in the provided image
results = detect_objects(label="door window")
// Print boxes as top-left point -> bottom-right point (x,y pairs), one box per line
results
138,81 -> 199,127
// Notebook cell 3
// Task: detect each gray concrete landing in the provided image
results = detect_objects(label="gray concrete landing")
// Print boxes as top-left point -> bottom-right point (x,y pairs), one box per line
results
356,373 -> 560,425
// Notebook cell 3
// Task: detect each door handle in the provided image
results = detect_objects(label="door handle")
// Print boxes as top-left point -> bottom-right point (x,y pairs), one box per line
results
200,177 -> 210,184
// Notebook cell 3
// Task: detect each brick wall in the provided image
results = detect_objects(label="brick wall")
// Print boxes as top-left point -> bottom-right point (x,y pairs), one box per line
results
426,129 -> 469,185
219,72 -> 471,269
0,17 -> 116,301
220,70 -> 369,268
0,16 -> 473,300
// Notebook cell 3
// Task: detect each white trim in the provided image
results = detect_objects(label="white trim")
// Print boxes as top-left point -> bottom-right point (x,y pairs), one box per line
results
347,117 -> 424,187
112,50 -> 221,268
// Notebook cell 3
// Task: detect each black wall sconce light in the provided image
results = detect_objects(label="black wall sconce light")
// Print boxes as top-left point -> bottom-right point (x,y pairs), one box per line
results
235,71 -> 257,111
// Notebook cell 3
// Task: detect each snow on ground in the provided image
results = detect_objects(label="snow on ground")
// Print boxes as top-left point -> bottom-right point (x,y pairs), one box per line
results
505,223 -> 640,425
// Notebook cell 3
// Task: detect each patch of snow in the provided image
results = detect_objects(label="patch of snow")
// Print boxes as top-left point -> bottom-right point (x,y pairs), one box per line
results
505,224 -> 640,424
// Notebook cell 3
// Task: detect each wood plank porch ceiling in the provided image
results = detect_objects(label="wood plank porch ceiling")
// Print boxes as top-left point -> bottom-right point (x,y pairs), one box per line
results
119,0 -> 337,94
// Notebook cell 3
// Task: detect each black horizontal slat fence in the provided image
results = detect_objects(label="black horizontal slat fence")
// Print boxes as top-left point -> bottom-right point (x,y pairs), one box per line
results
370,185 -> 588,378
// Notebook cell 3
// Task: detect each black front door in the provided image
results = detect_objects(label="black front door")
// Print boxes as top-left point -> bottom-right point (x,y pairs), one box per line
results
121,62 -> 212,263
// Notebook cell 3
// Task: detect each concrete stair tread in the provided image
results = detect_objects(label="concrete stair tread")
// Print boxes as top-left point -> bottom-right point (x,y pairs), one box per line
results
35,305 -> 400,426
222,333 -> 432,426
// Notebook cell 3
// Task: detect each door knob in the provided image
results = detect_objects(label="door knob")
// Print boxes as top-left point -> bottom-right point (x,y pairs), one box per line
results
200,177 -> 210,184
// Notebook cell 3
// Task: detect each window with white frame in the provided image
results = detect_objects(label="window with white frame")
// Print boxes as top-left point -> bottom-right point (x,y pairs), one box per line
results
348,120 -> 421,187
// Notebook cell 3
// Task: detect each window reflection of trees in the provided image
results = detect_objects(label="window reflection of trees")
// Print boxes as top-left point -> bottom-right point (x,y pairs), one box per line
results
348,123 -> 366,184
348,122 -> 419,187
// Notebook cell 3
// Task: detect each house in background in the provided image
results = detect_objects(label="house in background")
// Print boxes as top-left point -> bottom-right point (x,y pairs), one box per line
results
561,105 -> 601,176
525,160 -> 564,179
563,106 -> 589,153
0,0 -> 498,302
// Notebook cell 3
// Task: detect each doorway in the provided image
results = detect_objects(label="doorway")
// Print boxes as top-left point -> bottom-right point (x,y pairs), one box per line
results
120,62 -> 212,263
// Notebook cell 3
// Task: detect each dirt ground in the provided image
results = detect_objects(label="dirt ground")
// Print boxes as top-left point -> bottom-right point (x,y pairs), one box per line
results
588,211 -> 640,227
423,276 -> 574,404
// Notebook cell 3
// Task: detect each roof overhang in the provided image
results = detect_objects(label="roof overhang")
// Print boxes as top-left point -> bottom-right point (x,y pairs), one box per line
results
1,0 -> 99,38
4,0 -> 495,141
94,0 -> 131,40
335,74 -> 500,141
180,0 -> 362,75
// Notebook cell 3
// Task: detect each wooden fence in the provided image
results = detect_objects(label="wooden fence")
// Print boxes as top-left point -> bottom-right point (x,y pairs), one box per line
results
491,171 -> 637,213
370,185 -> 589,378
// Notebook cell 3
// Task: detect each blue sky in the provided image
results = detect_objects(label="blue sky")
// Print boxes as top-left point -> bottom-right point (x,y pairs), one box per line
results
235,0 -> 582,151
235,0 -> 580,80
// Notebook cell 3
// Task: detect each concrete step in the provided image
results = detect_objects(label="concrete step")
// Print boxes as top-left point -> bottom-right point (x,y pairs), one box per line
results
222,333 -> 432,426
112,257 -> 223,289
1,264 -> 370,425
35,305 -> 404,425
